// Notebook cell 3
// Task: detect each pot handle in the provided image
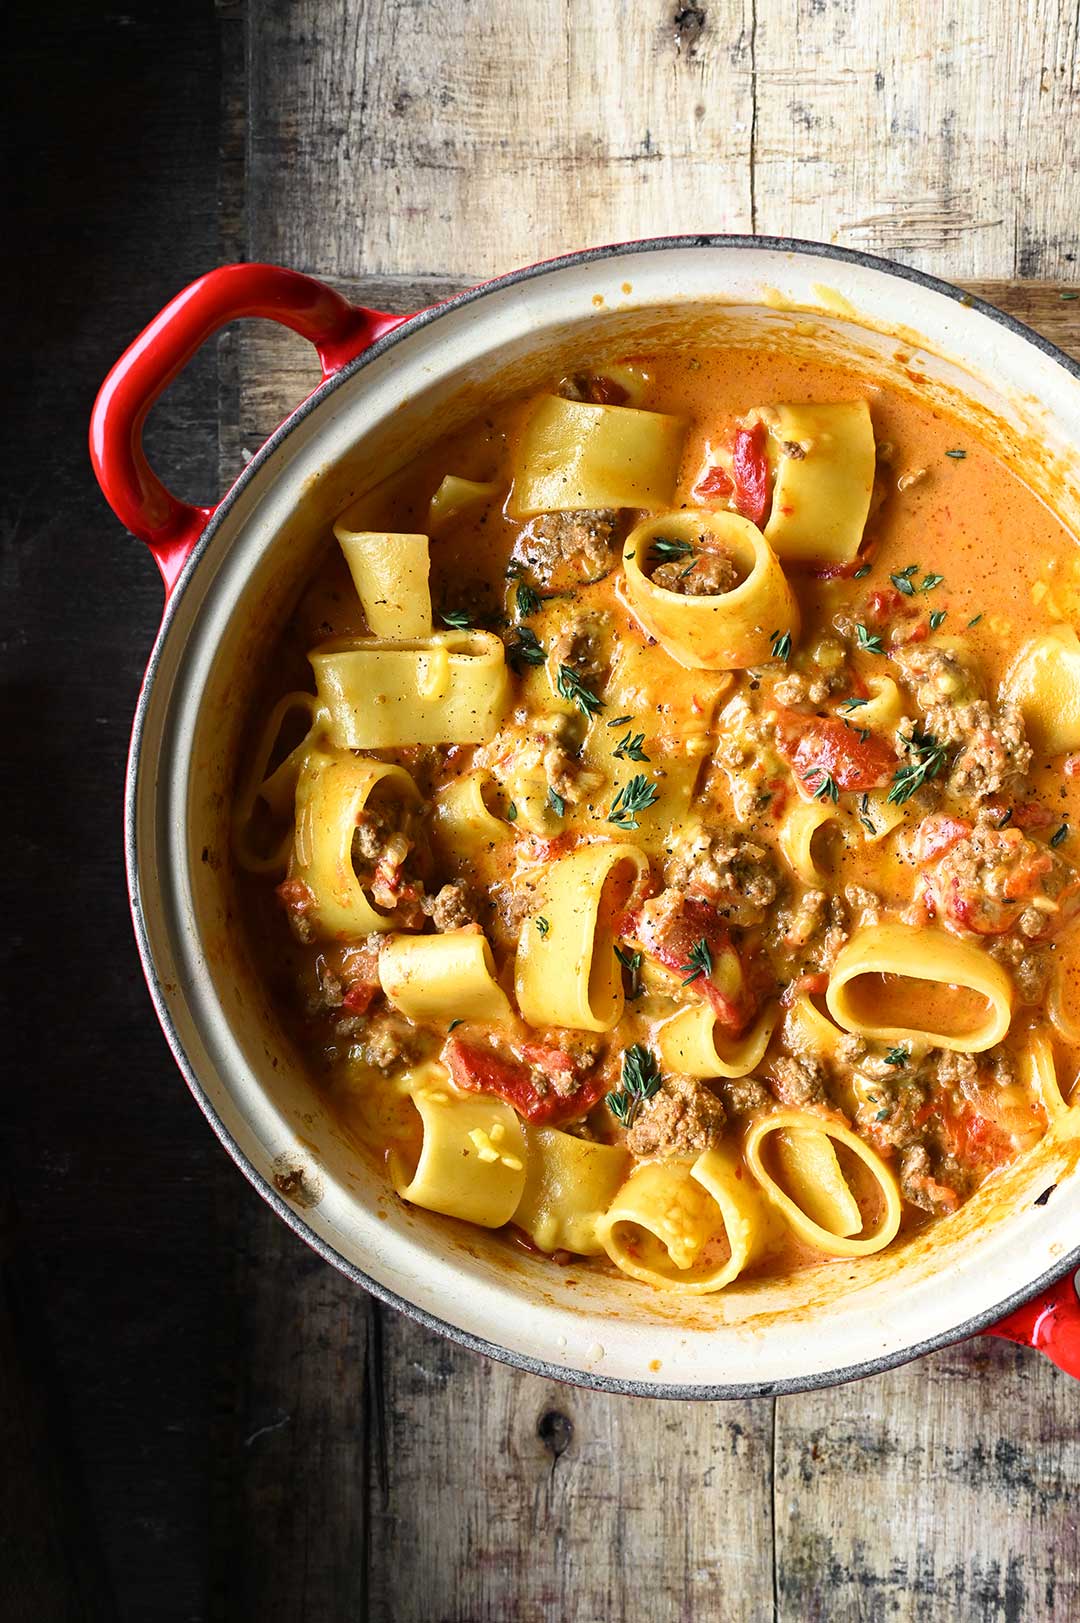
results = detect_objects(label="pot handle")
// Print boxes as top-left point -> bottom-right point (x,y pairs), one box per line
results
982,1268 -> 1080,1379
89,263 -> 404,596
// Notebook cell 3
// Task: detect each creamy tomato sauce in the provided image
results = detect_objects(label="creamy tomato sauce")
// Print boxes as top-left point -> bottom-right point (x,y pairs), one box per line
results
236,344 -> 1080,1289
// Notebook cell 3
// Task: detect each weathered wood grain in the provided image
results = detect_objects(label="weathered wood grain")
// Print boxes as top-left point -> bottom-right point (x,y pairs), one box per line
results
774,1335 -> 1080,1623
366,1312 -> 774,1623
246,0 -> 1080,283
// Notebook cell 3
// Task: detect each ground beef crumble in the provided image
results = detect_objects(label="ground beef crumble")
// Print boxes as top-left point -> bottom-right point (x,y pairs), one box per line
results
663,826 -> 782,927
522,509 -> 618,584
421,882 -> 477,932
651,547 -> 738,596
625,1074 -> 727,1158
767,1054 -> 828,1107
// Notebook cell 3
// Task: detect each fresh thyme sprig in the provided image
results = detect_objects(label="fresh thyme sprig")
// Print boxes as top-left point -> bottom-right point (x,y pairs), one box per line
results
770,628 -> 792,661
516,582 -> 543,618
807,768 -> 840,804
613,730 -> 650,762
607,774 -> 659,830
556,663 -> 605,717
842,696 -> 869,712
506,626 -> 547,670
614,943 -> 643,1000
1051,823 -> 1070,849
535,915 -> 550,937
887,726 -> 949,805
441,609 -> 473,630
885,1045 -> 910,1067
649,536 -> 695,564
855,623 -> 884,654
678,937 -> 713,987
607,1044 -> 662,1129
929,608 -> 947,631
548,786 -> 565,817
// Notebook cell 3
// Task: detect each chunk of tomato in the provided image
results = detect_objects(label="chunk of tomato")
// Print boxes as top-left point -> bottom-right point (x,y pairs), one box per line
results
442,1038 -> 606,1126
774,709 -> 897,796
628,896 -> 756,1034
731,422 -> 770,526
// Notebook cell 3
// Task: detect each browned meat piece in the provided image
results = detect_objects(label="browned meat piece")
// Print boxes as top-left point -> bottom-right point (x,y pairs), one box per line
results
922,821 -> 1078,940
351,794 -> 427,926
924,699 -> 1032,802
891,643 -> 979,709
930,1049 -> 978,1094
768,1054 -> 827,1107
549,610 -> 610,685
856,1080 -> 927,1153
651,549 -> 738,596
987,936 -> 1051,1003
625,1074 -> 727,1159
359,1014 -> 420,1071
899,1145 -> 960,1215
721,1076 -> 770,1115
522,509 -> 618,584
664,827 -> 782,927
844,884 -> 881,927
772,890 -> 848,971
421,882 -> 477,933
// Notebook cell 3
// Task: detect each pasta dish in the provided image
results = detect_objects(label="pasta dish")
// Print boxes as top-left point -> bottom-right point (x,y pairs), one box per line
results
233,346 -> 1080,1292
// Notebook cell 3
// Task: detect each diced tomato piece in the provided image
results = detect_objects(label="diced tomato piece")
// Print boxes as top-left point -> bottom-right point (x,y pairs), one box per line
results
443,1038 -> 606,1126
912,813 -> 972,865
940,1103 -> 1015,1172
774,709 -> 897,796
731,422 -> 770,526
1064,753 -> 1080,779
693,463 -> 735,502
628,897 -> 756,1033
341,980 -> 378,1015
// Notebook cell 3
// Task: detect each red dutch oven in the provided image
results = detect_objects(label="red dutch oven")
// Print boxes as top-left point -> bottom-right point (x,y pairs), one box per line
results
91,242 -> 1080,1395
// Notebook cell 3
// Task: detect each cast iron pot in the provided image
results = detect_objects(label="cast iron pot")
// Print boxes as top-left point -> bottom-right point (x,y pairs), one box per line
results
91,237 -> 1080,1395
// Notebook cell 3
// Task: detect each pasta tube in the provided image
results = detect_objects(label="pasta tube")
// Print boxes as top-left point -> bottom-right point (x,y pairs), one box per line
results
744,1109 -> 902,1257
290,749 -> 421,938
428,475 -> 498,533
1003,624 -> 1080,756
310,631 -> 510,749
759,401 -> 876,564
432,770 -> 514,864
233,690 -> 327,876
826,923 -> 1013,1052
391,1063 -> 527,1227
514,843 -> 650,1031
621,509 -> 799,670
658,1003 -> 777,1080
379,929 -> 514,1025
332,525 -> 432,639
597,1142 -> 769,1292
513,1127 -> 631,1254
510,395 -> 685,515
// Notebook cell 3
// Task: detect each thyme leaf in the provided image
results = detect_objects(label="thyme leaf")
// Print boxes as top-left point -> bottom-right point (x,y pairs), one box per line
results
678,937 -> 713,986
887,727 -> 948,805
441,609 -> 473,630
547,786 -> 565,817
556,663 -> 605,717
607,1043 -> 662,1130
506,626 -> 546,670
855,623 -> 884,654
613,730 -> 650,763
606,774 -> 659,830
770,628 -> 793,661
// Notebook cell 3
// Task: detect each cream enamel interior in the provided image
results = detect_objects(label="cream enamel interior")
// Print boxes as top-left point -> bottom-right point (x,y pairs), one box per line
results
131,243 -> 1080,1393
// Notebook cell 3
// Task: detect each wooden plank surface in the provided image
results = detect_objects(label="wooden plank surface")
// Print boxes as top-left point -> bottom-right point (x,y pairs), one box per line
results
4,2 -> 1080,1620
246,0 -> 1080,282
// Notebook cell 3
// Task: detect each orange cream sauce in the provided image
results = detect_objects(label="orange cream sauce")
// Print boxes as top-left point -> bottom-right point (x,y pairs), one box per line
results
239,344 -> 1080,1285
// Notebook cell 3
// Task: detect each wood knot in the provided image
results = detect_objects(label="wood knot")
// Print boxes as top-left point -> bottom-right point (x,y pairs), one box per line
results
537,1409 -> 573,1459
